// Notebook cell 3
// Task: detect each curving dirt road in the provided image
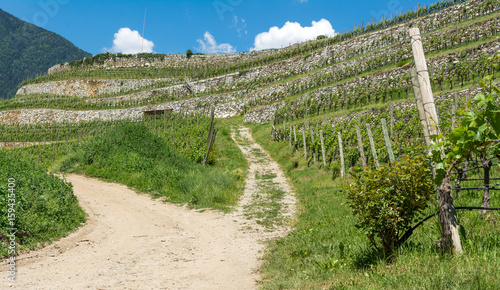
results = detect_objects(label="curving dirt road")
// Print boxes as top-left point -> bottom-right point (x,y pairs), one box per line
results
2,126 -> 296,289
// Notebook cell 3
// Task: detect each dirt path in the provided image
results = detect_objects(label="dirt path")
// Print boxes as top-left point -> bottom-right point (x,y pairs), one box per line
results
2,126 -> 296,289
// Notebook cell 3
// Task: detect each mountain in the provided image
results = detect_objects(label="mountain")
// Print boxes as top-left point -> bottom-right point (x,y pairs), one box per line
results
0,9 -> 91,99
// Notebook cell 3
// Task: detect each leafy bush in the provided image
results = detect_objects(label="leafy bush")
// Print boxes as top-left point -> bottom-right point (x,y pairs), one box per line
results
0,150 -> 85,256
342,156 -> 434,255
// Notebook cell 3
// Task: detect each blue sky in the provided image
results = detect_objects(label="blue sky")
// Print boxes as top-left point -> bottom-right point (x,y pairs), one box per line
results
1,0 -> 437,55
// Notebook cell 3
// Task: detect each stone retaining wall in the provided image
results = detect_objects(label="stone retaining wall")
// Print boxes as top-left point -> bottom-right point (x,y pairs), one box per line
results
0,92 -> 247,124
17,79 -> 172,98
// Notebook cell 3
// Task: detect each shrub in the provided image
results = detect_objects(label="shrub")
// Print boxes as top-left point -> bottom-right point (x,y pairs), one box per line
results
186,49 -> 194,59
0,150 -> 85,256
342,155 -> 434,256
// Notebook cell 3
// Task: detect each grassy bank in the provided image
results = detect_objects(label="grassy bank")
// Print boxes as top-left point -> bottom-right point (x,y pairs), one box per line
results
249,122 -> 500,289
56,122 -> 245,211
0,150 -> 85,257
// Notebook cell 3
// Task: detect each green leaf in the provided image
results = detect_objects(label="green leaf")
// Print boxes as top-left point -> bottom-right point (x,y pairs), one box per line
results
474,92 -> 486,103
486,104 -> 500,136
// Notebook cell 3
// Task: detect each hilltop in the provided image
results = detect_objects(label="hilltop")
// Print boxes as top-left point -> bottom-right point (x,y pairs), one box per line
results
0,9 -> 91,99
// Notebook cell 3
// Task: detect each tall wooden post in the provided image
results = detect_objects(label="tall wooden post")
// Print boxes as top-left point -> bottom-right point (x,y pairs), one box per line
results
302,129 -> 308,159
410,27 -> 461,253
338,132 -> 345,178
203,107 -> 216,166
381,119 -> 395,163
310,128 -> 316,164
366,124 -> 380,170
320,130 -> 327,167
409,28 -> 440,136
356,125 -> 367,168
410,67 -> 431,149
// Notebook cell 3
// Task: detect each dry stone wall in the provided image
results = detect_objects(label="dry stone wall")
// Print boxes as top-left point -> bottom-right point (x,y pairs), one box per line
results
0,92 -> 247,125
16,79 -> 172,98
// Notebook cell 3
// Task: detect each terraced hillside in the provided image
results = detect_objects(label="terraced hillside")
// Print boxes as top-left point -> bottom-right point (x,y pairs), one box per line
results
2,0 -> 500,289
0,0 -> 497,128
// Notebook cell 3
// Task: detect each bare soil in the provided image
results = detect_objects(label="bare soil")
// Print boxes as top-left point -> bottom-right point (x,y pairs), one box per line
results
2,126 -> 296,289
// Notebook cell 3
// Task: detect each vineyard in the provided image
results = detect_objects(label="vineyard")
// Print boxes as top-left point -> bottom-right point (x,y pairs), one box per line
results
1,0 -> 496,118
2,0 -> 500,288
1,111 -> 219,169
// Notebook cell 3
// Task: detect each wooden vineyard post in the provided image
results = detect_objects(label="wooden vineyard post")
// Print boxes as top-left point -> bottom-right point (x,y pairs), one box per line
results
409,28 -> 440,136
294,126 -> 297,143
366,124 -> 380,170
356,125 -> 367,168
203,108 -> 216,166
302,129 -> 308,159
481,155 -> 492,216
310,128 -> 316,164
410,67 -> 431,149
338,132 -> 345,178
410,27 -> 461,253
381,119 -> 395,163
320,130 -> 327,167
204,129 -> 217,166
289,125 -> 292,146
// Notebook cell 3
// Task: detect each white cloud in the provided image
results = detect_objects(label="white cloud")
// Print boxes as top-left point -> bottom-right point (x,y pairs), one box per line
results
298,0 -> 308,3
252,19 -> 336,51
197,32 -> 236,54
105,27 -> 154,54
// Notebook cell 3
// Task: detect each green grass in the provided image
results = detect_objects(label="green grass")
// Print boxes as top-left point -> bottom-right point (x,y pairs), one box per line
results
245,185 -> 286,230
247,121 -> 500,289
0,150 -> 86,257
213,119 -> 249,195
55,122 -> 244,211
